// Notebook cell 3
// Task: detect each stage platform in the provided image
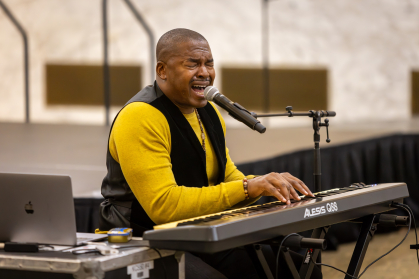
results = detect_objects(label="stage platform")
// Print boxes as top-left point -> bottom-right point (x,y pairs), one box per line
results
0,118 -> 418,198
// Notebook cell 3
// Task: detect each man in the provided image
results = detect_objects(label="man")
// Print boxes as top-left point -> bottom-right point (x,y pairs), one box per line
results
99,28 -> 320,278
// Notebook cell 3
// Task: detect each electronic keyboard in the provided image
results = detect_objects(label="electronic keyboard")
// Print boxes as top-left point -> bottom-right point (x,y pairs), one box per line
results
143,183 -> 409,253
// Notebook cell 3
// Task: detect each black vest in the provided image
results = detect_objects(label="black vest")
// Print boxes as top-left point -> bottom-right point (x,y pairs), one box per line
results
99,82 -> 227,236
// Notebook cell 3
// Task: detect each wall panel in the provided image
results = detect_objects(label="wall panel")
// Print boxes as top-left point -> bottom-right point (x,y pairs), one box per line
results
46,64 -> 141,106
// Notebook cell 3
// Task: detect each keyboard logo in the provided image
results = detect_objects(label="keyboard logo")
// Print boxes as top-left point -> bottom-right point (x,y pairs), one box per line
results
304,202 -> 338,218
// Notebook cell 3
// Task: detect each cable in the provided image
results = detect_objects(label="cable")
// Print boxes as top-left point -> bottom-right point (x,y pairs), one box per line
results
310,205 -> 413,278
153,248 -> 168,279
358,207 -> 411,278
275,233 -> 300,279
393,202 -> 419,265
310,256 -> 358,278
39,244 -> 55,250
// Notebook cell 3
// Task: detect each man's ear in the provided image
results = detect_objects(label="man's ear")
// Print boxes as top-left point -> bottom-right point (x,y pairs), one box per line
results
156,61 -> 167,81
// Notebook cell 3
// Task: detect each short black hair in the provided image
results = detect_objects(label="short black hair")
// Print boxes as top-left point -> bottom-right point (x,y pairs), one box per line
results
156,28 -> 207,62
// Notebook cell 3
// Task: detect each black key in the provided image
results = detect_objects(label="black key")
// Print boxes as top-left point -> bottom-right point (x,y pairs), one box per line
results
317,193 -> 337,196
177,220 -> 200,227
240,210 -> 259,214
334,190 -> 352,194
270,202 -> 285,206
244,208 -> 260,212
208,215 -> 223,220
259,203 -> 280,209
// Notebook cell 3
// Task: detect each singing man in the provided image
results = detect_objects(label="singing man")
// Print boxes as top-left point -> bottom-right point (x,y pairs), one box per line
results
99,28 -> 320,279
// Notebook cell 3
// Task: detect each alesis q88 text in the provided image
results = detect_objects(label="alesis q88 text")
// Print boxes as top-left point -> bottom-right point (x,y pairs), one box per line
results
143,183 -> 409,253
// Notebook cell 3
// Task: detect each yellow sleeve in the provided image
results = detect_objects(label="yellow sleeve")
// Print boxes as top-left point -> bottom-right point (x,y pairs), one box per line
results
109,102 -> 247,225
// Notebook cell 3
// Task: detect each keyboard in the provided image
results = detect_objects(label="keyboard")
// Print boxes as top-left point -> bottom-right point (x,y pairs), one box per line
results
143,183 -> 409,253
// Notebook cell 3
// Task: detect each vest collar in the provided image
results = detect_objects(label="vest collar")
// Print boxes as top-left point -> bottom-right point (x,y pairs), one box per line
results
155,83 -> 224,184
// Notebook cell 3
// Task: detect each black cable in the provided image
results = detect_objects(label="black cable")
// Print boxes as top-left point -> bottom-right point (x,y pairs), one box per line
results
393,202 -> 419,264
310,256 -> 358,278
153,248 -> 168,279
275,233 -> 300,279
357,205 -> 411,277
310,205 -> 412,278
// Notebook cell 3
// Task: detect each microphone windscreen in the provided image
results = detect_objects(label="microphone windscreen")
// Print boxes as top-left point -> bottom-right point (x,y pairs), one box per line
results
203,86 -> 219,101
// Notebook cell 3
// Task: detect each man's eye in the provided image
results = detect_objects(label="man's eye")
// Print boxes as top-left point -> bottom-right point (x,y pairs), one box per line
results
186,63 -> 197,67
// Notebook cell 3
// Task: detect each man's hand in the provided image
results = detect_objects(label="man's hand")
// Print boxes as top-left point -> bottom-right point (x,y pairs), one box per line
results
247,172 -> 314,205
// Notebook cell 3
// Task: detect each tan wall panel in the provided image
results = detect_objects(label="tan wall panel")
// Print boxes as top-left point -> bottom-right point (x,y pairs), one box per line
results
221,68 -> 264,111
221,67 -> 328,112
412,71 -> 419,115
269,69 -> 328,111
46,64 -> 141,106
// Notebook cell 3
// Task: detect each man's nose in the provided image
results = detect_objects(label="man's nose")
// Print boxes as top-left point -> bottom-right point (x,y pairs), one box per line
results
196,64 -> 210,79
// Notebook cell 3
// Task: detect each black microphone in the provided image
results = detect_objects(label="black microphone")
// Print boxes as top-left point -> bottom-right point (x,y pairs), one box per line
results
203,86 -> 266,133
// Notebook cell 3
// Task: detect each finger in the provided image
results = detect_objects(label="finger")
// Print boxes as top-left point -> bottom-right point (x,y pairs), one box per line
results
283,173 -> 314,197
285,178 -> 306,197
274,174 -> 301,202
268,174 -> 291,203
267,185 -> 287,203
289,186 -> 301,201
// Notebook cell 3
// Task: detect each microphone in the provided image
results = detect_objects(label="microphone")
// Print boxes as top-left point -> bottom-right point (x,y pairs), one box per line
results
203,86 -> 266,133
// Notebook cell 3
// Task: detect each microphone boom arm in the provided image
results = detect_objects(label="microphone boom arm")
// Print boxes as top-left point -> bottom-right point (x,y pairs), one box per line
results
252,107 -> 337,193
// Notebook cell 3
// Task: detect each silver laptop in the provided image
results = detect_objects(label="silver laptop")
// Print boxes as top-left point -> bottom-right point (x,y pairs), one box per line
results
0,173 -> 106,246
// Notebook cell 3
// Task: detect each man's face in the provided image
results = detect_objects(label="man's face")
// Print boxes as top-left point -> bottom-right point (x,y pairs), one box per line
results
157,40 -> 215,113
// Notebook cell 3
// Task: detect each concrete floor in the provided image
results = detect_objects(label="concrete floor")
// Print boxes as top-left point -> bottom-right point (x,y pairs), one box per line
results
322,228 -> 418,279
0,117 -> 418,197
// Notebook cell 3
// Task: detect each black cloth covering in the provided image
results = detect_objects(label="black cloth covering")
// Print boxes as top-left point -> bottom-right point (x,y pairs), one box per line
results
237,133 -> 419,248
75,134 -> 419,248
237,134 -> 419,215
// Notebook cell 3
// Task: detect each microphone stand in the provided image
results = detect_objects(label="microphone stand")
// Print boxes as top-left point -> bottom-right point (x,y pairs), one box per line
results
251,106 -> 336,193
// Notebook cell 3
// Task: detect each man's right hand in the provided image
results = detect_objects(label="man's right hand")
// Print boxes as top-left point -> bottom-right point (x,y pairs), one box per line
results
247,172 -> 314,205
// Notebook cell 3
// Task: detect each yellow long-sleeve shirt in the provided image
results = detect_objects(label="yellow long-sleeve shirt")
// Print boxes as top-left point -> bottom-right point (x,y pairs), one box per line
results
109,101 -> 256,225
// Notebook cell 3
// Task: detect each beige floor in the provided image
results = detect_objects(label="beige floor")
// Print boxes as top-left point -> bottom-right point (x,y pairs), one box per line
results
322,228 -> 418,279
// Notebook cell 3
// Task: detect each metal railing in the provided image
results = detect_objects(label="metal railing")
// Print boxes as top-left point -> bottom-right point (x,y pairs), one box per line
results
0,0 -> 30,123
102,0 -> 155,125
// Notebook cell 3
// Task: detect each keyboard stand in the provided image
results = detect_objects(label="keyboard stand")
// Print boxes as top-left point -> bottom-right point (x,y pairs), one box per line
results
299,226 -> 329,279
345,214 -> 378,279
246,214 -> 380,279
244,244 -> 276,279
244,226 -> 329,279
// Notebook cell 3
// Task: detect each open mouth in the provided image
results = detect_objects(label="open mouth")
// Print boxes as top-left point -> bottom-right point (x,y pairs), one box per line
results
191,85 -> 207,95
